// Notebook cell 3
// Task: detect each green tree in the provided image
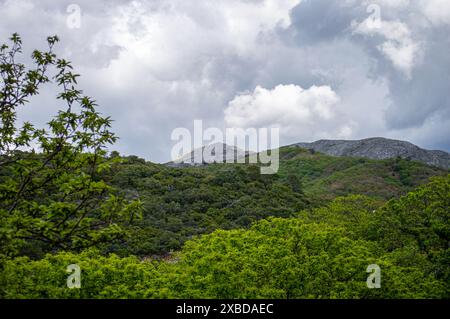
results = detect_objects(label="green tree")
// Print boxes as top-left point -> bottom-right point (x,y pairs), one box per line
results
0,34 -> 141,257
372,175 -> 450,283
162,218 -> 445,299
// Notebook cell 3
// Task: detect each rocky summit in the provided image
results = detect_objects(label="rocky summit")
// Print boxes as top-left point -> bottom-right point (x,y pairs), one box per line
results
293,137 -> 450,169
166,142 -> 252,167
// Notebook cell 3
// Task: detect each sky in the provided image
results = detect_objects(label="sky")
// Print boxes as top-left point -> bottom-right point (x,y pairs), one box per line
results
1,0 -> 449,163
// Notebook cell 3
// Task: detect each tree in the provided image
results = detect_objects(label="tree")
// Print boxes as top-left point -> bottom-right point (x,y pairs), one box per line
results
286,174 -> 304,194
372,174 -> 450,283
0,34 -> 141,257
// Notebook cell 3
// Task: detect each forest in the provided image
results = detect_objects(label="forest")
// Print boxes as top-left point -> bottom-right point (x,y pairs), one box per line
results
0,34 -> 448,299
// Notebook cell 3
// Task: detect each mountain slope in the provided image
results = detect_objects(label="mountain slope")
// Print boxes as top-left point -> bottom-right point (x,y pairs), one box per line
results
278,146 -> 447,202
4,174 -> 449,299
101,146 -> 447,256
293,137 -> 450,169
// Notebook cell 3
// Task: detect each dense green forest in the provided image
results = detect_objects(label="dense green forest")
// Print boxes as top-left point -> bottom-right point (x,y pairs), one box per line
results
1,175 -> 449,298
99,149 -> 446,257
0,34 -> 448,299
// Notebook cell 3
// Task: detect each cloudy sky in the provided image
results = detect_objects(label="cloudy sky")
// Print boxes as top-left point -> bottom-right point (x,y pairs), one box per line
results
1,0 -> 449,162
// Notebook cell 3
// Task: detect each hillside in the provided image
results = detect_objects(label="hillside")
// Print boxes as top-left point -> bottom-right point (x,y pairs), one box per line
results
277,146 -> 447,202
97,146 -> 447,257
3,174 -> 449,298
293,137 -> 450,169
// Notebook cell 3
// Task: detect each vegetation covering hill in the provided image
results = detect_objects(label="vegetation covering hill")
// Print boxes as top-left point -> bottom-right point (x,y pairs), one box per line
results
2,175 -> 449,298
277,146 -> 446,202
102,154 -> 309,256
89,148 -> 446,257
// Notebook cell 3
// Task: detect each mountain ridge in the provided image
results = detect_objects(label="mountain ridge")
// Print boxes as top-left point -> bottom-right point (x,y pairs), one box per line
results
292,137 -> 449,169
167,137 -> 450,169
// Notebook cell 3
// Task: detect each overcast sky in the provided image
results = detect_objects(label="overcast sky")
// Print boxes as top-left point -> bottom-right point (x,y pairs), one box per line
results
1,0 -> 449,162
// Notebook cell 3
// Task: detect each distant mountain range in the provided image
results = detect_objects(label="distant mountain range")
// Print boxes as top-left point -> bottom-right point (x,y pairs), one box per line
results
167,138 -> 450,169
292,137 -> 449,169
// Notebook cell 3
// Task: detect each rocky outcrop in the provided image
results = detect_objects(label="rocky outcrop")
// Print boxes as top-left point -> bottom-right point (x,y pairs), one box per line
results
166,143 -> 253,167
293,137 -> 450,169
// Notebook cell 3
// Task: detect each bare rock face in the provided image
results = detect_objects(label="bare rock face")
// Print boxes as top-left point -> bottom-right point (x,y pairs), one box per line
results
293,137 -> 450,169
166,143 -> 252,167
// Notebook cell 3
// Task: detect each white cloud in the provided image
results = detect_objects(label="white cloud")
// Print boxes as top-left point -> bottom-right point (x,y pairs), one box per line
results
106,0 -> 302,80
0,0 -> 304,161
420,0 -> 450,25
224,84 -> 353,140
352,17 -> 421,78
363,0 -> 410,9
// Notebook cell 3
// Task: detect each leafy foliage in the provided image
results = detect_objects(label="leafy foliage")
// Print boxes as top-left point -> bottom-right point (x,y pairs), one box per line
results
102,157 -> 308,256
0,34 -> 141,257
97,147 -> 446,256
1,175 -> 448,299
371,175 -> 450,284
277,146 -> 446,203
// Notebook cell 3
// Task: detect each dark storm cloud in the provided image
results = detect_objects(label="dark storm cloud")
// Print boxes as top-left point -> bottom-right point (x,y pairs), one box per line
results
384,24 -> 450,129
283,0 -> 364,45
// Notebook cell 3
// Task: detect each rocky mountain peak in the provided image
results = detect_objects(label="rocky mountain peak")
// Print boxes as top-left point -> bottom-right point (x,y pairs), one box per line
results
167,143 -> 252,167
293,137 -> 450,169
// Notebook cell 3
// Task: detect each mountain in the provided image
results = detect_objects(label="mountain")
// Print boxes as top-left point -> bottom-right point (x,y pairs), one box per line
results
292,137 -> 450,169
166,142 -> 253,167
104,143 -> 447,255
